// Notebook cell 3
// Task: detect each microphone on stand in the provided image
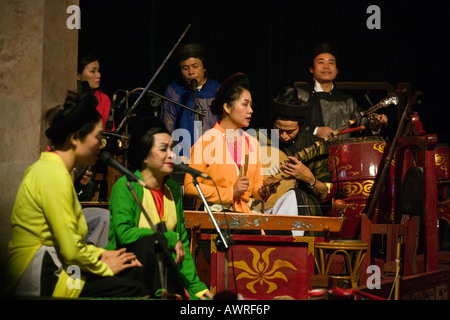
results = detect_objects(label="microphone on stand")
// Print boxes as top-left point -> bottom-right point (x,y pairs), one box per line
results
116,95 -> 128,109
105,92 -> 117,131
173,162 -> 211,180
189,79 -> 198,91
99,151 -> 149,189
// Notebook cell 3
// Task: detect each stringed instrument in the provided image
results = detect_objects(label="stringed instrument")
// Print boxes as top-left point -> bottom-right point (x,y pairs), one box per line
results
259,93 -> 399,210
73,164 -> 90,186
73,164 -> 98,201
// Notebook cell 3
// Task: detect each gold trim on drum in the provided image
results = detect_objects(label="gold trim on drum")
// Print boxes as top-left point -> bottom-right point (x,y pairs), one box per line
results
329,158 -> 360,178
341,180 -> 374,197
373,142 -> 386,154
373,142 -> 396,167
337,165 -> 359,177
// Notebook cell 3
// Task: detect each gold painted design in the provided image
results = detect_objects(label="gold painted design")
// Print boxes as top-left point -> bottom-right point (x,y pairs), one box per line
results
338,165 -> 360,177
341,180 -> 374,197
374,142 -> 396,167
436,153 -> 449,171
230,247 -> 297,294
329,157 -> 359,178
292,236 -> 315,255
211,235 -> 217,254
373,142 -> 386,154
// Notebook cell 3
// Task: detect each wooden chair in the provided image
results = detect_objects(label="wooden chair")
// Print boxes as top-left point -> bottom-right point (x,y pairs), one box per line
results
314,240 -> 369,288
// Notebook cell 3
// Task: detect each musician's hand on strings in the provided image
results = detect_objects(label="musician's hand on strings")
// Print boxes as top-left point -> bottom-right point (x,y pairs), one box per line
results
281,156 -> 314,182
282,156 -> 329,200
80,170 -> 93,186
258,185 -> 272,202
315,126 -> 334,139
233,176 -> 249,199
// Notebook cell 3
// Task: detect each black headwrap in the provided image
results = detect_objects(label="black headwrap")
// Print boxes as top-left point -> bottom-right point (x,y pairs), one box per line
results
311,43 -> 339,65
210,72 -> 250,115
175,43 -> 207,64
272,86 -> 308,120
45,92 -> 100,142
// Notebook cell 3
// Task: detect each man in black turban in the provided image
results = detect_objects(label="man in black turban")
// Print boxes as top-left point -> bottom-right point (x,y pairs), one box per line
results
266,86 -> 333,236
297,43 -> 388,140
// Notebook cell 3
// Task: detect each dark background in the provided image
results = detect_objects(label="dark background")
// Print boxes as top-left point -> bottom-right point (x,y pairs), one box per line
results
79,0 -> 450,144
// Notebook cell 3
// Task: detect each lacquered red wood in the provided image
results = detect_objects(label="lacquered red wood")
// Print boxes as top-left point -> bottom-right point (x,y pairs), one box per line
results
200,234 -> 315,300
327,136 -> 395,238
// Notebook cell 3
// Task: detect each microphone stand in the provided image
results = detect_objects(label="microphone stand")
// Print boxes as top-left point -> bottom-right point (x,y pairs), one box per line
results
125,179 -> 188,300
148,89 -> 205,117
191,177 -> 234,290
190,82 -> 205,141
116,24 -> 191,133
115,88 -> 206,123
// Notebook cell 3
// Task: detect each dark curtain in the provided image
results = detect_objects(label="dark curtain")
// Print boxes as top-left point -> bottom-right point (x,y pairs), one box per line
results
79,0 -> 450,144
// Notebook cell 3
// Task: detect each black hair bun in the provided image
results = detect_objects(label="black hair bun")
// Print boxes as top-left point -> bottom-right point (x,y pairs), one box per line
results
45,91 -> 99,141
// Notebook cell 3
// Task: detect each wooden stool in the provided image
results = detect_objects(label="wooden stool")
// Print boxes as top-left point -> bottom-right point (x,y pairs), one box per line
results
315,240 -> 369,288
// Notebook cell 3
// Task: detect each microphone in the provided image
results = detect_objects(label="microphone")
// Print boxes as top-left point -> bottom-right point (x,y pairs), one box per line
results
99,151 -> 149,189
173,162 -> 211,180
105,93 -> 117,131
111,92 -> 118,110
116,95 -> 127,109
190,79 -> 198,91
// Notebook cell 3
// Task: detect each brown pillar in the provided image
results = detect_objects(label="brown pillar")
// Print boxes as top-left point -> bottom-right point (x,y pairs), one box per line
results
0,0 -> 79,257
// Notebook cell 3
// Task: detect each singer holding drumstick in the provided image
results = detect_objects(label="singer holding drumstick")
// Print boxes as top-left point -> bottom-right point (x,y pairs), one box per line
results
4,91 -> 148,298
183,73 -> 276,214
105,116 -> 212,300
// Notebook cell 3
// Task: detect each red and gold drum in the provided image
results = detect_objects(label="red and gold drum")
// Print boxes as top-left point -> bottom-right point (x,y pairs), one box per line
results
327,136 -> 395,238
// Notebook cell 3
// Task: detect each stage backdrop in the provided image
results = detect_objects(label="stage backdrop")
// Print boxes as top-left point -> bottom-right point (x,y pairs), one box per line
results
78,0 -> 450,144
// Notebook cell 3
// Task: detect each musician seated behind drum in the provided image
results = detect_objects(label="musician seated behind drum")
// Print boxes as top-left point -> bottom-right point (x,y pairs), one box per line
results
183,73 -> 276,213
268,86 -> 333,236
298,43 -> 388,140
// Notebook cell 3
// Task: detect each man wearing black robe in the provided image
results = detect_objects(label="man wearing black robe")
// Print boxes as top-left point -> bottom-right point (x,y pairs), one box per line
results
297,43 -> 388,140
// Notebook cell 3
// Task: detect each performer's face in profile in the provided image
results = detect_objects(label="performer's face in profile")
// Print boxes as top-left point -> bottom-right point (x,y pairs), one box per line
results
224,89 -> 253,129
143,133 -> 174,177
179,57 -> 206,86
74,119 -> 105,166
309,53 -> 338,83
77,60 -> 101,90
273,119 -> 300,144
